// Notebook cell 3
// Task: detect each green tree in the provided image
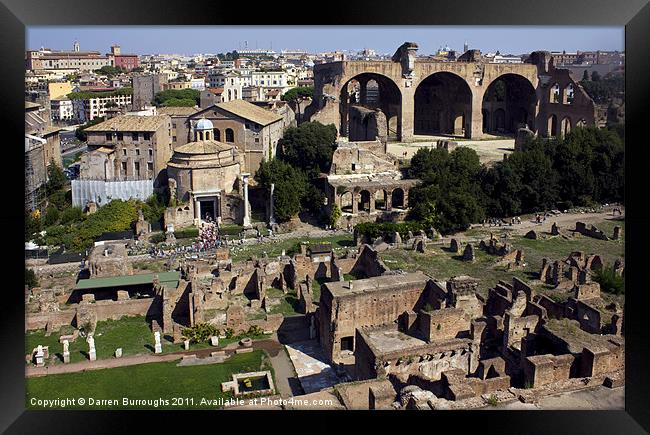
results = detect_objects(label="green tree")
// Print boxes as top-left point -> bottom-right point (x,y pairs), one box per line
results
591,70 -> 601,81
582,70 -> 589,81
44,206 -> 60,226
95,65 -> 125,77
60,206 -> 84,225
46,161 -> 67,195
25,209 -> 42,242
25,268 -> 39,289
330,204 -> 342,227
409,147 -> 484,234
153,89 -> 200,107
256,159 -> 307,222
161,98 -> 197,107
278,122 -> 337,173
281,86 -> 314,123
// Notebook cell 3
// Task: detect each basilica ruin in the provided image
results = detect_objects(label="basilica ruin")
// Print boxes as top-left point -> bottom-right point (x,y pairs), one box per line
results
305,42 -> 596,142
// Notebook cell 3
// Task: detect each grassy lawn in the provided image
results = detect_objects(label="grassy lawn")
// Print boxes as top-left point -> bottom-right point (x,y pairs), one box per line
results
229,234 -> 353,263
26,316 -> 184,366
380,219 -> 625,303
267,291 -> 301,316
26,350 -> 272,410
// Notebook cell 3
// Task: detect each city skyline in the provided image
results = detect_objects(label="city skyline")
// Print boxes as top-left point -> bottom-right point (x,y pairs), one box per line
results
27,26 -> 624,56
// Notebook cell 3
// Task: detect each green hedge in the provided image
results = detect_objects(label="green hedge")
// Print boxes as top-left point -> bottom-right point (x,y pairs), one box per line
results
67,87 -> 133,100
219,225 -> 243,236
174,228 -> 199,239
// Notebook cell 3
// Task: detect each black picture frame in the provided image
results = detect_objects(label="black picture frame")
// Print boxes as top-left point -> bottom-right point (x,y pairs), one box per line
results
3,0 -> 649,432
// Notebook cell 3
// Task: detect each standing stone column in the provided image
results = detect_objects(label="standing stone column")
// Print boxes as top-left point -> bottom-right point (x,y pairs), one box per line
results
242,174 -> 251,228
269,183 -> 276,225
62,340 -> 70,363
470,87 -> 485,139
359,79 -> 368,105
352,192 -> 359,215
194,197 -> 201,224
399,84 -> 415,142
87,335 -> 96,361
154,331 -> 162,354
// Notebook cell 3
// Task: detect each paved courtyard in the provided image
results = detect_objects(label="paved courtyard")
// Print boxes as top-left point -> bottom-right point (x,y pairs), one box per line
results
387,135 -> 515,165
285,340 -> 342,394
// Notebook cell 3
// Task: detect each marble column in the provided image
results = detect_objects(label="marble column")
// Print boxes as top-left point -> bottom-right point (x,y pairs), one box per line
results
242,174 -> 251,227
269,183 -> 276,225
194,197 -> 201,224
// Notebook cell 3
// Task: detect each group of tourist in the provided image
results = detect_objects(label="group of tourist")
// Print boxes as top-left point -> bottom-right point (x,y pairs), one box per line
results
484,217 -> 522,227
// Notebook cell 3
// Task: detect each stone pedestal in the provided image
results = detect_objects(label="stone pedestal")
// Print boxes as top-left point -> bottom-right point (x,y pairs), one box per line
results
210,336 -> 219,346
115,348 -> 123,358
184,340 -> 190,350
89,349 -> 96,361
63,352 -> 70,363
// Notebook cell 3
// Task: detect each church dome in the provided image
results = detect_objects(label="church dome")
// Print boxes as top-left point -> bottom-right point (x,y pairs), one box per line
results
195,118 -> 214,130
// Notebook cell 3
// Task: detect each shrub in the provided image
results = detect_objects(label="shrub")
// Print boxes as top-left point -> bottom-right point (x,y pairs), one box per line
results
330,204 -> 342,227
487,394 -> 498,406
593,266 -> 625,295
182,323 -> 218,343
25,268 -> 39,289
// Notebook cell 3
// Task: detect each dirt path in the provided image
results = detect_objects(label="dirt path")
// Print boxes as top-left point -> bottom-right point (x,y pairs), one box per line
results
437,209 -> 625,244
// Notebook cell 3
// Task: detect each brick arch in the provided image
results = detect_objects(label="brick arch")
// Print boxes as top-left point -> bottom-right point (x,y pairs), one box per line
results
482,73 -> 538,134
339,72 -> 403,141
414,71 -> 473,138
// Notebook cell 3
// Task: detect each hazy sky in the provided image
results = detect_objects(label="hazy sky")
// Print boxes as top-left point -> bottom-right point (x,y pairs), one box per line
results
26,26 -> 624,55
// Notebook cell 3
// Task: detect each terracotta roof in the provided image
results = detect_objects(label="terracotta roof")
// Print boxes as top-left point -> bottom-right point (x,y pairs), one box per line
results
85,115 -> 170,132
157,106 -> 199,116
207,87 -> 224,95
175,139 -> 234,155
215,99 -> 282,126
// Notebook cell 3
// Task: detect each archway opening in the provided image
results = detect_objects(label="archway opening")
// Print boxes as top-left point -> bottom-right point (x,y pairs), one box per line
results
391,188 -> 405,209
561,117 -> 571,137
340,191 -> 353,213
225,128 -> 234,142
358,190 -> 371,213
482,74 -> 537,135
414,72 -> 472,138
340,73 -> 402,141
548,114 -> 558,137
375,190 -> 388,211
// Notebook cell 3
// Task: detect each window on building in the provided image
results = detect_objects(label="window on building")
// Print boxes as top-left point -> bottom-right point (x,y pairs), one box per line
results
225,128 -> 234,142
132,132 -> 139,140
122,149 -> 127,156
134,161 -> 140,176
147,162 -> 153,172
105,133 -> 112,141
254,137 -> 259,143
136,148 -> 140,156
116,132 -> 123,141
143,132 -> 151,140
121,162 -> 127,174
341,336 -> 354,352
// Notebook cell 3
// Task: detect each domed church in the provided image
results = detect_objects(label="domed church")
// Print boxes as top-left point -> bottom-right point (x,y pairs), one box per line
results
166,117 -> 252,228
